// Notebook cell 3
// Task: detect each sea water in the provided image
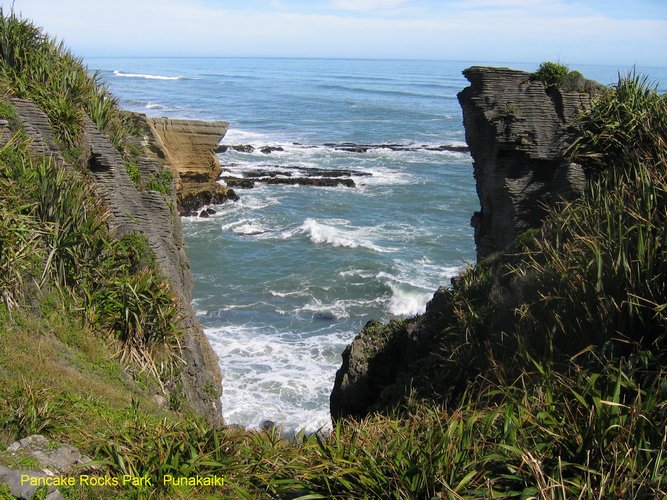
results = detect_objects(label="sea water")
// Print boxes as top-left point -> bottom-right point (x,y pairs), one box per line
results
90,57 -> 667,433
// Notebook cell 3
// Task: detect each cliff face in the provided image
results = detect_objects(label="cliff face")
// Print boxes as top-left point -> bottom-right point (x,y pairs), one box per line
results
133,115 -> 238,216
10,99 -> 224,424
457,67 -> 595,259
330,67 -> 602,421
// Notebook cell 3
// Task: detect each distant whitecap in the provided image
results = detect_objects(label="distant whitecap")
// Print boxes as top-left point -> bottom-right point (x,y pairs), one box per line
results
113,70 -> 185,81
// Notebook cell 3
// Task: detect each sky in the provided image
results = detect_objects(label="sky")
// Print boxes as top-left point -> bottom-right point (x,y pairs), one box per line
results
2,0 -> 666,65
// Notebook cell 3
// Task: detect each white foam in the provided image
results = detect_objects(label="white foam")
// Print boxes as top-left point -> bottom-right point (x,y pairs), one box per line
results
282,218 -> 392,253
221,128 -> 272,144
387,283 -> 433,317
145,102 -> 165,109
338,269 -> 376,279
113,70 -> 185,81
206,324 -> 353,433
294,296 -> 385,321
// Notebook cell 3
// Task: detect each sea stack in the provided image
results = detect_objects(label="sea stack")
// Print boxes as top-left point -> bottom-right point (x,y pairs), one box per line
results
132,114 -> 239,216
457,66 -> 600,259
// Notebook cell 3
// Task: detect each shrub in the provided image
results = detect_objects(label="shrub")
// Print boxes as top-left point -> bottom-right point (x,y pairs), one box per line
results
0,9 -> 129,152
145,169 -> 174,195
532,61 -> 571,90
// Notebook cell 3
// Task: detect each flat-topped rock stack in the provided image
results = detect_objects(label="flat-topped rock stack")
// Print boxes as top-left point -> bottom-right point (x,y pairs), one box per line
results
138,116 -> 239,216
457,66 -> 600,259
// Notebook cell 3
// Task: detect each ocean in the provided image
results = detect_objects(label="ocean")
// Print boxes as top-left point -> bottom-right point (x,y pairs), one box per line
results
88,57 -> 667,433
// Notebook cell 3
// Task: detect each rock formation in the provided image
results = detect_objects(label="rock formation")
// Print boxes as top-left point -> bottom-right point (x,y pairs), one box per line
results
0,435 -> 92,500
10,99 -> 223,425
132,114 -> 238,216
330,66 -> 603,421
457,66 -> 598,259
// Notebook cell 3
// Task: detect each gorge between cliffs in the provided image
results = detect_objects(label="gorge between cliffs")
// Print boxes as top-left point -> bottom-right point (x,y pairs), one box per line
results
97,58 -> 650,431
2,10 -> 666,497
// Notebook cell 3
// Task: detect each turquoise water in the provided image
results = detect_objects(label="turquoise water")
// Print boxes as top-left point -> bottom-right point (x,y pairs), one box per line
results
90,57 -> 667,432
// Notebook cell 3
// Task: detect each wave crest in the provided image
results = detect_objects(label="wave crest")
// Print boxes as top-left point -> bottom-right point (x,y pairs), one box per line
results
284,218 -> 391,253
113,70 -> 185,81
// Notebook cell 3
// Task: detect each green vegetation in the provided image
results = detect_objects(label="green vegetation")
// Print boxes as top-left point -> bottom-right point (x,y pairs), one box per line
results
0,8 -> 126,150
0,130 -> 181,372
145,169 -> 175,195
0,10 -> 665,500
533,61 -> 570,90
532,61 -> 599,93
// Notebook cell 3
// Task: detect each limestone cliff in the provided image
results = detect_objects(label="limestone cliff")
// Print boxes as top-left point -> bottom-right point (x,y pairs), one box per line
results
330,67 -> 603,421
457,66 -> 599,259
131,114 -> 238,216
10,98 -> 224,425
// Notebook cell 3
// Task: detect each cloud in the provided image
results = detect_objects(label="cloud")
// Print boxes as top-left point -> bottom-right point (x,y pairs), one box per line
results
329,0 -> 411,11
2,0 -> 665,65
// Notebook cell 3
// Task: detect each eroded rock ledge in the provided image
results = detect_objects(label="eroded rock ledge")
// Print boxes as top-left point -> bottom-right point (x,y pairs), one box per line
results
11,99 -> 224,424
457,66 -> 601,259
132,114 -> 239,216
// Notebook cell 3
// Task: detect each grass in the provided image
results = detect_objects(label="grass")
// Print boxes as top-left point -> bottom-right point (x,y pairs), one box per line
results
0,113 -> 183,401
79,351 -> 664,498
0,8 -> 128,151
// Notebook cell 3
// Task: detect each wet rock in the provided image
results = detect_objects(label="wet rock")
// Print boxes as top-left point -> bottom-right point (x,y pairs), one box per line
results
261,420 -> 277,431
179,187 -> 239,216
260,146 -> 285,154
216,144 -> 255,153
221,177 -> 255,189
265,177 -> 355,188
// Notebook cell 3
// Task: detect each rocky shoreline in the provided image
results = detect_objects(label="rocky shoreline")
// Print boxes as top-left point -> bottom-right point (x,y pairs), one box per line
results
215,141 -> 468,191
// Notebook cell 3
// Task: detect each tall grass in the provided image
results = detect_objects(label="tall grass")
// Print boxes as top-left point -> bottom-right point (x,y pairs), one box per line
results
0,8 -> 128,150
90,351 -> 665,498
0,122 -> 182,381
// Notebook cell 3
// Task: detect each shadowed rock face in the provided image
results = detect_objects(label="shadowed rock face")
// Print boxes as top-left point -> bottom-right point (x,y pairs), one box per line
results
457,66 -> 595,259
139,116 -> 238,216
10,99 -> 224,425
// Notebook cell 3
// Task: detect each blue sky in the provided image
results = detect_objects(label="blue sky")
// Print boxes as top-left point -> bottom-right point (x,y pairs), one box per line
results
2,0 -> 666,65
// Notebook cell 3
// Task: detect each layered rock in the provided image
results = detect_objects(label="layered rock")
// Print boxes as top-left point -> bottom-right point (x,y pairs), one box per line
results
10,99 -> 223,425
330,67 -> 603,421
457,66 -> 598,259
330,288 -> 453,421
133,115 -> 238,216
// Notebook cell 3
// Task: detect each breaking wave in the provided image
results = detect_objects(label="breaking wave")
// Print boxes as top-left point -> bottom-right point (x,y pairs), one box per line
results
113,70 -> 185,81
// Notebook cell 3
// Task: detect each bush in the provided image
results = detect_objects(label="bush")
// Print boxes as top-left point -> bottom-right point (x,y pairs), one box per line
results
0,9 -> 129,151
532,61 -> 571,90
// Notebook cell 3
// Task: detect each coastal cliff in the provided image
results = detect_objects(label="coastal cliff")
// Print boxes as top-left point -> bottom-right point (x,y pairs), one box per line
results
131,114 -> 238,216
7,98 -> 224,424
457,66 -> 600,259
330,66 -> 605,420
